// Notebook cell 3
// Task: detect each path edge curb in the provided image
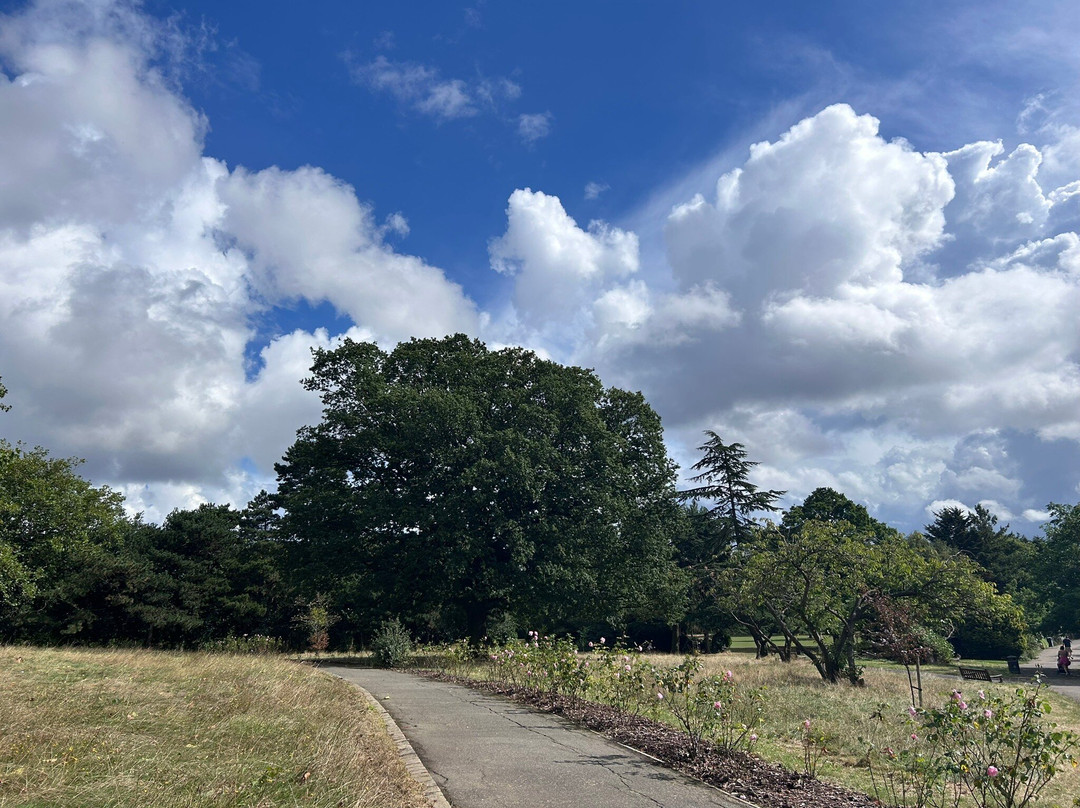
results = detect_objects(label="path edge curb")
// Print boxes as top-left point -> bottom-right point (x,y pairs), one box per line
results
326,669 -> 452,808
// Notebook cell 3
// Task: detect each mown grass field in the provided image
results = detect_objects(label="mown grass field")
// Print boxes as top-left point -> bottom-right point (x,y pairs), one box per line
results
0,646 -> 427,808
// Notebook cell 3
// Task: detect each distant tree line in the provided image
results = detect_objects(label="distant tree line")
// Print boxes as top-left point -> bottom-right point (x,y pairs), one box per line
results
1,345 -> 1078,682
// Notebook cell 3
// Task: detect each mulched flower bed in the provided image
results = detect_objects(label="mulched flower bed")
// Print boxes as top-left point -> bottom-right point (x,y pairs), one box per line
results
422,671 -> 881,808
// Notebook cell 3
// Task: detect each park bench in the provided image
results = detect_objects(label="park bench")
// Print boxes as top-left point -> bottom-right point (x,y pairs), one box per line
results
957,665 -> 1003,683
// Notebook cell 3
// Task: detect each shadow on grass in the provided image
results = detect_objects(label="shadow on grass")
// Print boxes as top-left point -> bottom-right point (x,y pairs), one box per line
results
306,652 -> 453,670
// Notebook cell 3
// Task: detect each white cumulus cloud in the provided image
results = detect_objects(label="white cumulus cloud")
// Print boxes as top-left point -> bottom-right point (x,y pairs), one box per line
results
490,104 -> 1080,531
0,0 -> 479,520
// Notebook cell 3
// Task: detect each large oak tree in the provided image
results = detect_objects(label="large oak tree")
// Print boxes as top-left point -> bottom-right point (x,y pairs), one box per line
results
274,334 -> 686,643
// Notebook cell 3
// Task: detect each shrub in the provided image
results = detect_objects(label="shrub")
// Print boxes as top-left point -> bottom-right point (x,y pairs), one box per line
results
200,634 -> 284,655
918,627 -> 958,664
653,656 -> 764,758
486,632 -> 589,696
372,618 -> 413,668
951,596 -> 1028,659
294,594 -> 338,655
867,678 -> 1078,808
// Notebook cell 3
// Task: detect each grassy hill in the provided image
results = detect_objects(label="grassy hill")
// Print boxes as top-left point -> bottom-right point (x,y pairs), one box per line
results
0,646 -> 427,808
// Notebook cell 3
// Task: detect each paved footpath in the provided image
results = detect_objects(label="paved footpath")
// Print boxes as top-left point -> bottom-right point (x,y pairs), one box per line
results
322,666 -> 750,808
1021,643 -> 1080,701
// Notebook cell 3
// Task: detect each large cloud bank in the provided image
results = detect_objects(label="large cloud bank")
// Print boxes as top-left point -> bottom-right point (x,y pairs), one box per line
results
0,0 -> 476,518
3,1 -> 1080,531
489,105 -> 1080,529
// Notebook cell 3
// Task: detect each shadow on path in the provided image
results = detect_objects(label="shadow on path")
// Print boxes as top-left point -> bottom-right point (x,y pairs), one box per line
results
1014,644 -> 1079,701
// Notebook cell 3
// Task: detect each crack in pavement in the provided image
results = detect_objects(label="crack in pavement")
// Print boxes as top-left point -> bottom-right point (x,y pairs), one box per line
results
608,762 -> 668,808
326,668 -> 745,808
462,690 -> 588,756
462,688 -> 673,805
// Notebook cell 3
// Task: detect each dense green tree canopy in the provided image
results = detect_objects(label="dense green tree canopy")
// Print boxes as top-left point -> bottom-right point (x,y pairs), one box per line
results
274,334 -> 686,642
0,441 -> 129,638
925,505 -> 1036,596
782,486 -> 893,539
1036,502 -> 1080,634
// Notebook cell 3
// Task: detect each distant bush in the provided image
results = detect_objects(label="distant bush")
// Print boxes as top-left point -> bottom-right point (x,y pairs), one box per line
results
201,634 -> 284,655
919,629 -> 958,664
372,618 -> 413,668
952,597 -> 1028,659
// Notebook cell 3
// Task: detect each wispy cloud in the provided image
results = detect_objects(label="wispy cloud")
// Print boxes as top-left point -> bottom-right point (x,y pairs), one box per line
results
347,55 -> 476,120
517,111 -> 552,143
346,54 -> 522,124
584,181 -> 609,200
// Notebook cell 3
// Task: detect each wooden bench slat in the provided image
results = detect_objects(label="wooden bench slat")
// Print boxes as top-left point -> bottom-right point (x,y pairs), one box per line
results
957,666 -> 1003,683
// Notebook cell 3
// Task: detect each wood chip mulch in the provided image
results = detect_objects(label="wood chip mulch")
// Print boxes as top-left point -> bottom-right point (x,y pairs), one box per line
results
421,672 -> 882,808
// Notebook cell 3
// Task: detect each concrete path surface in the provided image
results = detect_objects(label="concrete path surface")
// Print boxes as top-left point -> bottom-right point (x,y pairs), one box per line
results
1020,643 -> 1080,701
322,666 -> 750,808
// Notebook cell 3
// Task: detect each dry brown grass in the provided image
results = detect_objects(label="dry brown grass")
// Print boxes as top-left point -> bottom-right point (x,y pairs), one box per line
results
0,646 -> 427,808
687,652 -> 1080,805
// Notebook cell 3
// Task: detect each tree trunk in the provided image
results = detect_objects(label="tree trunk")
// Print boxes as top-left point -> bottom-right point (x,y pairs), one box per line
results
749,627 -> 769,658
465,603 -> 488,646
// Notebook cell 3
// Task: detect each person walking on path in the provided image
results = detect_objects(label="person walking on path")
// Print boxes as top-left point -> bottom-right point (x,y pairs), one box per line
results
1058,645 -> 1072,676
1065,636 -> 1072,658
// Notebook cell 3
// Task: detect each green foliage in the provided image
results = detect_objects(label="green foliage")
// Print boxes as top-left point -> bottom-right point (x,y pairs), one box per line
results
926,506 -> 1038,610
868,596 -> 956,667
678,431 -> 784,544
123,504 -> 286,647
920,629 -> 959,665
295,593 -> 338,655
486,633 -> 590,696
739,514 -> 998,684
0,440 -> 130,639
1035,503 -> 1080,634
801,719 -> 828,777
275,334 -> 686,643
952,592 -> 1029,659
484,638 -> 762,757
588,640 -> 654,714
673,503 -> 740,652
676,436 -> 784,657
653,656 -> 764,757
200,634 -> 284,654
371,618 -> 413,668
867,680 -> 1078,808
783,486 -> 896,540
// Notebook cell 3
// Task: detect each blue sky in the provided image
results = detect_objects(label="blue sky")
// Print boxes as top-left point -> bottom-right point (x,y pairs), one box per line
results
2,0 -> 1080,534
